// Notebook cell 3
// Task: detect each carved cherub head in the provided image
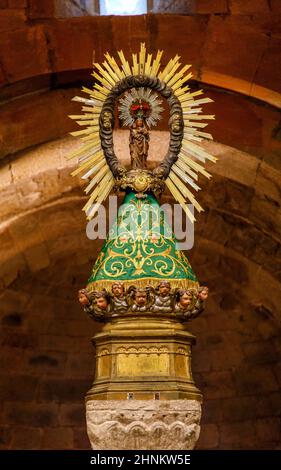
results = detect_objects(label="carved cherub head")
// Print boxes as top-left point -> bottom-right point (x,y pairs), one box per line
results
177,289 -> 193,309
111,282 -> 125,298
78,288 -> 90,306
158,281 -> 171,297
171,112 -> 182,132
198,286 -> 209,301
103,111 -> 112,130
95,291 -> 110,311
134,288 -> 148,306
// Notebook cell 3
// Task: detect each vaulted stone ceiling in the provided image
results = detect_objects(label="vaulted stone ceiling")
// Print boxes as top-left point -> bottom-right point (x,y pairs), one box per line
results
0,0 -> 280,450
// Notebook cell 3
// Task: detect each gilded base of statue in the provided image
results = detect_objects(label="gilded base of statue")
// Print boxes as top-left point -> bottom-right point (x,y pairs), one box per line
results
86,399 -> 201,450
86,316 -> 202,401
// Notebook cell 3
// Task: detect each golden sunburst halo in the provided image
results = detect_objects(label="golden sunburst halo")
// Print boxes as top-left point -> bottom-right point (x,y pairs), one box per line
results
68,43 -> 216,222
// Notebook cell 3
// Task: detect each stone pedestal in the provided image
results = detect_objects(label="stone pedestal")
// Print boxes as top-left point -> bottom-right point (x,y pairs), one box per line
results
86,399 -> 201,450
87,316 -> 202,401
85,316 -> 202,449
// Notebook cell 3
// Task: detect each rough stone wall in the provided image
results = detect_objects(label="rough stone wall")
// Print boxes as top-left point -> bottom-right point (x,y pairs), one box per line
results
0,256 -> 280,449
0,135 -> 280,449
0,0 -> 281,451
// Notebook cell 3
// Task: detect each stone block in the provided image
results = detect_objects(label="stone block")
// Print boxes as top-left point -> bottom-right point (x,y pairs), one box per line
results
39,378 -> 90,402
274,362 -> 281,387
0,9 -> 26,33
254,35 -> 281,96
201,371 -> 236,399
201,399 -> 223,424
222,396 -> 260,422
230,0 -> 269,14
196,0 -> 228,13
73,426 -> 90,449
11,426 -> 42,449
0,374 -> 38,401
45,18 -> 100,72
0,426 -> 11,449
65,353 -> 94,377
0,88 -> 78,158
202,15 -> 268,83
42,427 -> 73,449
192,349 -> 212,373
234,365 -> 279,395
59,404 -> 86,426
25,351 -> 67,375
256,417 -> 281,443
271,0 -> 281,12
242,341 -> 278,365
27,0 -> 54,18
220,420 -> 257,448
38,334 -> 94,353
1,330 -> 38,349
8,0 -> 27,7
24,243 -> 51,272
257,392 -> 281,417
0,26 -> 50,84
197,423 -> 219,449
0,346 -> 24,371
4,403 -> 59,426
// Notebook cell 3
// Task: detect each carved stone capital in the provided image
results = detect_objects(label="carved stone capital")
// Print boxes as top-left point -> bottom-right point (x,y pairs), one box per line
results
86,399 -> 201,450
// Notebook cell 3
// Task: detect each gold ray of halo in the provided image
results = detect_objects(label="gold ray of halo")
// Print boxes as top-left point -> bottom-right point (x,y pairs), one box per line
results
174,85 -> 191,97
167,68 -> 192,88
80,135 -> 101,143
69,43 -> 216,221
117,50 -> 132,76
171,164 -> 201,191
66,142 -> 97,160
71,151 -> 104,176
182,141 -> 217,162
69,114 -> 98,120
84,172 -> 114,213
139,42 -> 146,75
144,53 -> 152,75
184,121 -> 208,129
93,83 -> 110,96
102,61 -> 119,83
158,54 -> 180,80
184,129 -> 213,140
178,153 -> 212,179
93,63 -> 116,86
175,158 -> 198,180
161,61 -> 182,82
150,50 -> 163,76
76,120 -> 99,126
165,178 -> 195,223
187,97 -> 214,107
92,71 -> 112,90
81,106 -> 102,114
105,53 -> 125,80
86,177 -> 115,220
81,159 -> 106,181
84,164 -> 109,193
169,171 -> 203,213
184,114 -> 215,120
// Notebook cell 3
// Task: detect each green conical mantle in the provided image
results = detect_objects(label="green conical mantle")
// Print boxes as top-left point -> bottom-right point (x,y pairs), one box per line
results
87,191 -> 198,291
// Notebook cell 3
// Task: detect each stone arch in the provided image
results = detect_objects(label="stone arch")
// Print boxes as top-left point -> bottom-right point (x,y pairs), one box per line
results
0,2 -> 281,451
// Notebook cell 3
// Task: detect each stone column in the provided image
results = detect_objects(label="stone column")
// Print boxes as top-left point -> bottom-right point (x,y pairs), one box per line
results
86,399 -> 201,450
85,316 -> 202,449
